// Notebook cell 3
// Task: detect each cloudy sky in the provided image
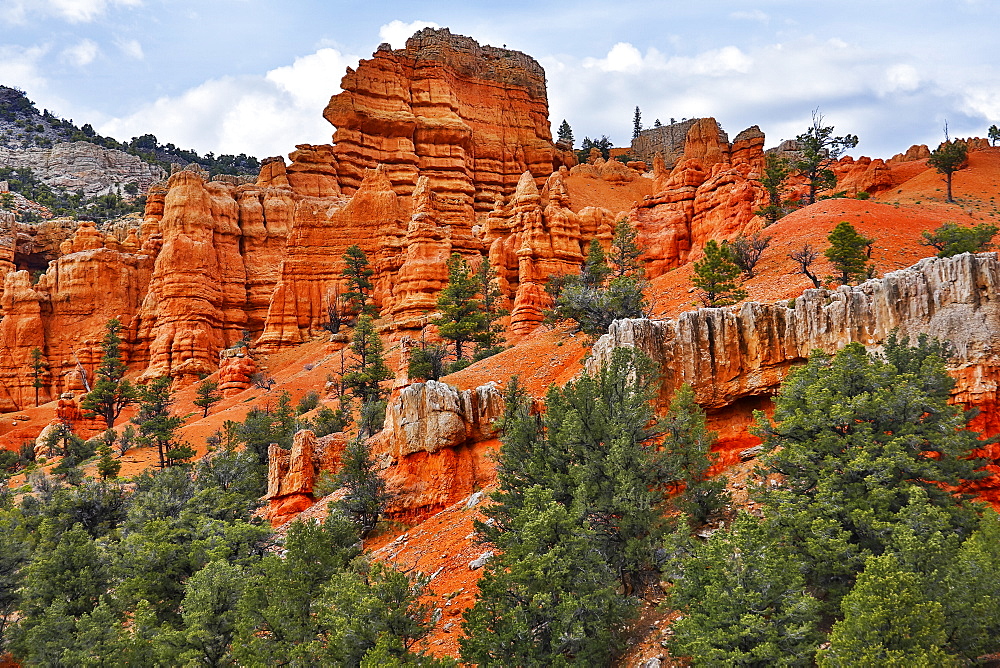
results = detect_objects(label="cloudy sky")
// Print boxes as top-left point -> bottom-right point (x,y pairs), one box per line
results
2,0 -> 998,161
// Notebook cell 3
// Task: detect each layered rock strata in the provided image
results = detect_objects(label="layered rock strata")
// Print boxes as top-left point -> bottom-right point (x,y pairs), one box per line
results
324,27 -> 557,228
0,141 -> 166,197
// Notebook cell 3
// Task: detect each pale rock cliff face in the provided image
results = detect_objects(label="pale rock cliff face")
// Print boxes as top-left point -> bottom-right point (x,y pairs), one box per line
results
0,141 -> 167,197
376,380 -> 505,520
587,253 -> 1000,495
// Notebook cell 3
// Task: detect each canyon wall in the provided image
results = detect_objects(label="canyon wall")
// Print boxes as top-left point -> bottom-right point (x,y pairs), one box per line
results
325,27 -> 558,229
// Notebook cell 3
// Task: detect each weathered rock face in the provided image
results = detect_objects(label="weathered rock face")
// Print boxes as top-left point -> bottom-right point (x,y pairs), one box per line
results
133,170 -> 291,381
485,169 -> 614,333
629,119 -> 766,278
266,429 -> 347,526
587,253 -> 1000,492
0,141 -> 167,197
0,219 -> 152,411
324,27 -> 557,228
376,380 -> 504,520
217,344 -> 256,396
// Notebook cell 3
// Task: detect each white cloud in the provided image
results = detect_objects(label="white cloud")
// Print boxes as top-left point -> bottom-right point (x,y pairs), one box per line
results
378,19 -> 441,49
0,44 -> 47,86
1,0 -> 141,24
98,47 -> 361,158
730,9 -> 769,23
61,38 -> 99,66
116,38 -> 143,60
584,42 -> 645,73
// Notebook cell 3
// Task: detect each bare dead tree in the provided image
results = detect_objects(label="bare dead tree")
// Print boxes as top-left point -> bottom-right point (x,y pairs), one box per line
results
323,284 -> 344,334
726,233 -> 772,278
789,243 -> 821,288
250,371 -> 276,392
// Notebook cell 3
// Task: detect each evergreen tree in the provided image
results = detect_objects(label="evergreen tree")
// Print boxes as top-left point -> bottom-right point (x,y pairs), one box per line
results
407,342 -> 448,382
132,376 -> 186,469
928,139 -> 969,204
792,110 -> 859,204
661,384 -> 729,526
80,317 -> 137,429
193,378 -> 221,417
820,554 -> 956,666
342,244 -> 377,317
668,513 -> 823,665
461,486 -> 633,666
473,260 -> 508,360
581,238 -> 611,288
824,221 -> 874,284
692,239 -> 747,306
96,441 -> 121,480
755,152 -> 791,224
30,346 -> 45,407
557,119 -> 574,147
989,123 -> 1000,146
435,253 -> 482,361
343,314 -> 392,406
333,436 -> 388,537
757,339 -> 988,608
921,221 -> 998,257
633,105 -> 642,139
0,506 -> 28,651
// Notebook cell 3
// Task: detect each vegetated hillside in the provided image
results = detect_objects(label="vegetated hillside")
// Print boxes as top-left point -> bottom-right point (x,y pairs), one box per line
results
1,26 -> 1000,667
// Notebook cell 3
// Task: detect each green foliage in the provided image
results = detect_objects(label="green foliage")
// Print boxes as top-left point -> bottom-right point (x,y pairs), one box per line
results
461,486 -> 633,666
0,506 -> 29,650
756,152 -> 791,224
557,119 -> 574,147
660,384 -> 729,527
824,221 -> 874,285
312,404 -> 352,437
792,110 -> 859,204
408,342 -> 449,382
547,220 -> 650,336
758,339 -> 987,607
80,318 -> 137,429
473,260 -> 508,360
193,378 -> 221,417
820,554 -> 957,666
921,221 -> 998,257
342,244 -> 377,317
296,390 -> 320,415
132,376 -> 186,469
668,513 -> 823,665
692,239 -> 747,306
633,105 -> 642,139
343,314 -> 392,406
333,437 -> 388,537
30,346 -> 45,407
928,136 -> 969,203
435,254 -> 482,361
989,124 -> 1000,146
576,135 -> 612,163
234,391 -> 297,466
96,442 -> 120,481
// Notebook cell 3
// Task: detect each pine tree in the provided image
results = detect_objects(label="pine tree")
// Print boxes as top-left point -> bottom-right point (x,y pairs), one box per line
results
193,378 -> 221,417
921,221 -> 998,257
132,376 -> 186,469
691,240 -> 747,306
473,261 -> 507,360
928,134 -> 969,204
30,346 -> 45,407
333,436 -> 389,537
989,124 -> 1000,146
821,554 -> 956,666
633,105 -> 642,140
342,244 -> 376,317
557,119 -> 574,147
792,110 -> 859,204
824,221 -> 874,285
80,318 -> 137,429
755,152 -> 790,224
343,314 -> 392,406
435,253 -> 482,361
